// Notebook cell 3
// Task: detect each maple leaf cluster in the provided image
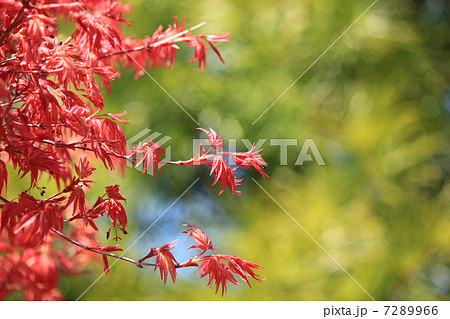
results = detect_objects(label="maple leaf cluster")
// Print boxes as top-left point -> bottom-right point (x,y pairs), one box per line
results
143,127 -> 269,195
0,0 -> 264,300
140,225 -> 263,296
197,128 -> 269,195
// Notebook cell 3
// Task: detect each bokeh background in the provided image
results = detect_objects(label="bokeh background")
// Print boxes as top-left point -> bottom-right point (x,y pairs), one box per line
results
27,0 -> 450,300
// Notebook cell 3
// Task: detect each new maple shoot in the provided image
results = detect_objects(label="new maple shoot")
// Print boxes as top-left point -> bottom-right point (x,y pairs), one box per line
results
0,0 -> 267,300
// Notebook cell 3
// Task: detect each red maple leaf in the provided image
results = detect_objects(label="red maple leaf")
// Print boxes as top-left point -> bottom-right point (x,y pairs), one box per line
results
198,127 -> 223,150
91,140 -> 114,170
195,255 -> 264,296
208,156 -> 242,195
105,184 -> 126,201
24,147 -> 66,187
64,110 -> 89,137
75,157 -> 95,179
182,224 -> 215,252
187,34 -> 230,70
65,187 -> 86,217
196,256 -> 239,296
180,225 -> 264,295
93,245 -> 123,275
133,140 -> 164,176
224,255 -> 264,288
139,241 -> 178,284
101,118 -> 126,156
104,198 -> 128,239
12,197 -> 64,248
187,38 -> 208,70
231,144 -> 269,178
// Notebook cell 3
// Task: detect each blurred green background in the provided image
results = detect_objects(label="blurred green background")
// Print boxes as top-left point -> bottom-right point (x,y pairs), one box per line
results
56,0 -> 450,300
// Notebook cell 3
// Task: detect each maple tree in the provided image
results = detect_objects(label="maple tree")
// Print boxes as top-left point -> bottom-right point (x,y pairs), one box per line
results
0,0 -> 268,300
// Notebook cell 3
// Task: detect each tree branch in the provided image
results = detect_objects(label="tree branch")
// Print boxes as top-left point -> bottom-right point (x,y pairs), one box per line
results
50,227 -> 155,268
98,21 -> 206,59
39,139 -> 131,160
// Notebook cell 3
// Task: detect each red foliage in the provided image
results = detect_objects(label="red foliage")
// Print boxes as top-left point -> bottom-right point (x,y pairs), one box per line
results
183,224 -> 215,252
94,245 -> 123,275
179,128 -> 269,195
198,128 -> 224,151
231,144 -> 269,178
139,241 -> 178,284
132,140 -> 164,176
178,225 -> 264,296
0,220 -> 98,300
0,0 -> 264,300
139,225 -> 263,296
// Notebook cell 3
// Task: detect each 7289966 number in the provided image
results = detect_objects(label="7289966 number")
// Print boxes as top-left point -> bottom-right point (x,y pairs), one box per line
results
384,306 -> 438,316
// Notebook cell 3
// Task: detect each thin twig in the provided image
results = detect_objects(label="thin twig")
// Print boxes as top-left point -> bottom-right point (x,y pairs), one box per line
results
35,3 -> 82,10
38,138 -> 200,167
0,69 -> 47,75
50,227 -> 155,268
0,57 -> 18,66
39,139 -> 131,160
98,21 -> 206,59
